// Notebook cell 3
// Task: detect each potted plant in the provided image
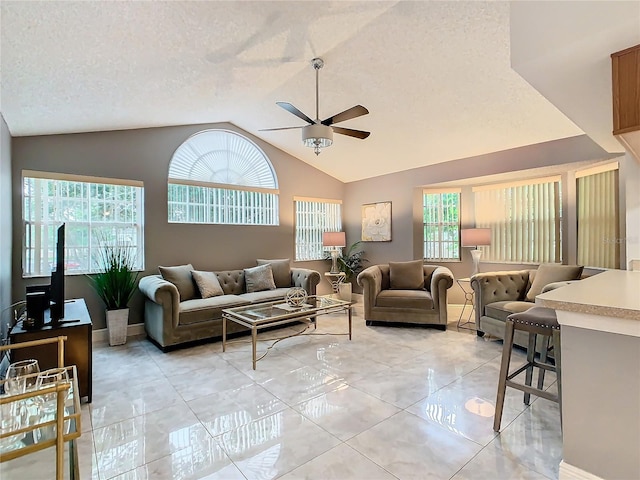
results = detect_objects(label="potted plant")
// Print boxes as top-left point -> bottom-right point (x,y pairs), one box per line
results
326,241 -> 368,300
89,241 -> 139,346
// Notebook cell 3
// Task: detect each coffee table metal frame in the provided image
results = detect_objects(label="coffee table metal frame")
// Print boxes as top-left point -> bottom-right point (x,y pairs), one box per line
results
222,296 -> 353,369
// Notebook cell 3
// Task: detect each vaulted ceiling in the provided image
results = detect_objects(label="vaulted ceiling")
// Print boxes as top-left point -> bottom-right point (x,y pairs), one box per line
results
1,1 -> 638,182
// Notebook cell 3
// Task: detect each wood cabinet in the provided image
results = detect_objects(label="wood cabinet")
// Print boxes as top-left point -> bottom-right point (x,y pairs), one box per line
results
612,44 -> 640,163
612,44 -> 640,134
10,299 -> 92,403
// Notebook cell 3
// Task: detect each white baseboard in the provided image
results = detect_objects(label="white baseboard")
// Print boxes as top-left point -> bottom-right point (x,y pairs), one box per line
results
559,461 -> 604,480
92,323 -> 145,343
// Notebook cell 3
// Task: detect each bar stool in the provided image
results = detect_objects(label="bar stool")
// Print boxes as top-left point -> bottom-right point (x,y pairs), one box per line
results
494,306 -> 562,432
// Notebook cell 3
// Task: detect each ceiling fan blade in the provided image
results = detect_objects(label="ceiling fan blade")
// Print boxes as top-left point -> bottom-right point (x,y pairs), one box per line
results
321,105 -> 369,126
259,126 -> 304,131
276,102 -> 314,124
332,126 -> 370,139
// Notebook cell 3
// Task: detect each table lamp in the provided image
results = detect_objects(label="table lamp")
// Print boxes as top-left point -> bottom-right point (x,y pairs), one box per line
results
323,231 -> 346,274
461,228 -> 491,276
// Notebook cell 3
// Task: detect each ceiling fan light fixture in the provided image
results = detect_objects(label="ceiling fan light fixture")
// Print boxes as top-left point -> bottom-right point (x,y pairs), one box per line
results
302,124 -> 333,155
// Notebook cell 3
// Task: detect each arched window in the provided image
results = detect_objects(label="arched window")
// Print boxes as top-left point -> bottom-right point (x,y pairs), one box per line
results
168,129 -> 279,225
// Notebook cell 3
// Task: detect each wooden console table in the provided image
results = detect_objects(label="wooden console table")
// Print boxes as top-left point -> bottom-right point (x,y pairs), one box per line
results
10,299 -> 93,403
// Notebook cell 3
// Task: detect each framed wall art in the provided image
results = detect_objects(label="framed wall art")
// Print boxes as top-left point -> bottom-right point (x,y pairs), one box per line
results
361,201 -> 392,241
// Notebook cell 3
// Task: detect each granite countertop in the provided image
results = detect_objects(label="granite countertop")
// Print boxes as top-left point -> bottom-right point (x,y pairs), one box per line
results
537,269 -> 640,321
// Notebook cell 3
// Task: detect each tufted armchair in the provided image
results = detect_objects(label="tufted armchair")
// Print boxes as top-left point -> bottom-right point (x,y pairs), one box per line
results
357,263 -> 454,328
470,265 -> 583,347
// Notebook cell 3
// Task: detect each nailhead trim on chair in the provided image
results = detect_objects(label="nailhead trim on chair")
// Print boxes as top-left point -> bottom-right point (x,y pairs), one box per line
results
509,307 -> 560,330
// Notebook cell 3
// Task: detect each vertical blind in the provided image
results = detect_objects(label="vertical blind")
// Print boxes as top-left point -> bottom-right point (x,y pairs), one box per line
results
577,168 -> 619,269
294,198 -> 342,261
474,178 -> 561,263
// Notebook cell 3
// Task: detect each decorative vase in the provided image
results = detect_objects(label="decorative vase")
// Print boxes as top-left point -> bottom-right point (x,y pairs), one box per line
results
338,282 -> 352,302
106,308 -> 129,346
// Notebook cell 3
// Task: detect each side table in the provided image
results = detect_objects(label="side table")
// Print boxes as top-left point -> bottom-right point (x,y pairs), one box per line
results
324,272 -> 346,295
456,277 -> 475,330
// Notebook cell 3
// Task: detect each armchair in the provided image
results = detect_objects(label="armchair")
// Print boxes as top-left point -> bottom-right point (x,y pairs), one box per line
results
357,262 -> 454,328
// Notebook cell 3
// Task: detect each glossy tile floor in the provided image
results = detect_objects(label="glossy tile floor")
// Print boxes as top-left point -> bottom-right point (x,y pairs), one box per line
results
2,303 -> 562,479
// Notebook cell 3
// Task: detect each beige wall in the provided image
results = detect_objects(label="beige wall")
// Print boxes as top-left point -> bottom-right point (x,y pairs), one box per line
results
344,135 -> 616,303
1,114 -> 12,342
11,122 -> 344,329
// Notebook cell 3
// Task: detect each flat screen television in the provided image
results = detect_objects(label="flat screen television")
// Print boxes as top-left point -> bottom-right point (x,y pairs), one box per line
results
49,223 -> 65,322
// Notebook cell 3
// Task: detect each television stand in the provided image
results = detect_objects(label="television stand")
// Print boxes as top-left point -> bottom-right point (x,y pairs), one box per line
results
9,298 -> 93,403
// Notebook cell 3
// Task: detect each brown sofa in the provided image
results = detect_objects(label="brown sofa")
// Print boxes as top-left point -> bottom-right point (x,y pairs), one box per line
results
470,264 -> 583,348
357,263 -> 454,328
139,266 -> 320,350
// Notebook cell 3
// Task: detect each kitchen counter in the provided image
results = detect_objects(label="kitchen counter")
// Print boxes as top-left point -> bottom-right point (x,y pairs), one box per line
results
536,269 -> 640,480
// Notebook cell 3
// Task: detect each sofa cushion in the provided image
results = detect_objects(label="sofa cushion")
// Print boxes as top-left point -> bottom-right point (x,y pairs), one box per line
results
240,287 -> 291,304
244,264 -> 276,293
525,263 -> 583,302
389,260 -> 424,290
159,264 -> 197,301
257,259 -> 291,288
376,289 -> 433,309
484,300 -> 533,323
191,270 -> 224,298
178,295 -> 249,326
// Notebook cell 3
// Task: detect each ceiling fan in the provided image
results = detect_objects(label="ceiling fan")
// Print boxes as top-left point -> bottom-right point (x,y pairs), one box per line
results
262,57 -> 370,155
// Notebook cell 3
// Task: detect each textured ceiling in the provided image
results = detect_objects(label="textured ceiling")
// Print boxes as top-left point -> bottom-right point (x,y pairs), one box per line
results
0,1 -> 635,183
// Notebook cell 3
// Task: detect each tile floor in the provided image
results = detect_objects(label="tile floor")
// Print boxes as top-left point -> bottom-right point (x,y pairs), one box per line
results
1,302 -> 562,479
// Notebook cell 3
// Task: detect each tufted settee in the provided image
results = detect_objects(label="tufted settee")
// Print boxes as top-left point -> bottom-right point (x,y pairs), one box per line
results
357,263 -> 454,328
138,266 -> 320,351
470,265 -> 583,348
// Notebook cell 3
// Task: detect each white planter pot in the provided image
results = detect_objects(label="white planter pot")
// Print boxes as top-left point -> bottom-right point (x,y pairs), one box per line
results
338,282 -> 352,302
106,308 -> 129,346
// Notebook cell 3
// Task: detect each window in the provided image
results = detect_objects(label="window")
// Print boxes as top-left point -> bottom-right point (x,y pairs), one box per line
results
577,164 -> 619,269
423,190 -> 461,261
474,177 -> 561,264
168,129 -> 279,225
294,198 -> 342,261
23,171 -> 144,277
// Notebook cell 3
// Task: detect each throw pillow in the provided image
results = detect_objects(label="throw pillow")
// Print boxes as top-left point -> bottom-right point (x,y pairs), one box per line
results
191,270 -> 224,299
525,263 -> 584,302
159,264 -> 197,301
389,260 -> 425,290
244,264 -> 277,293
257,258 -> 291,288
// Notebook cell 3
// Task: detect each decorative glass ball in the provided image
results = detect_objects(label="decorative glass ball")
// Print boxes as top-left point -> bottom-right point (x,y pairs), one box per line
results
285,287 -> 308,307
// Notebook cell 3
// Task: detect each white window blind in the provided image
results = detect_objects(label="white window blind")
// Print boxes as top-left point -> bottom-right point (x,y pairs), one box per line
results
295,198 -> 342,261
23,172 -> 144,277
577,167 -> 619,269
423,190 -> 461,261
168,129 -> 279,225
474,178 -> 561,263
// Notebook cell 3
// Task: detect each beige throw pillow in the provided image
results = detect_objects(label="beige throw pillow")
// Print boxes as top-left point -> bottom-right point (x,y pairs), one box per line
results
244,264 -> 277,293
191,270 -> 224,298
159,264 -> 197,301
525,263 -> 584,302
257,259 -> 291,288
389,260 -> 425,290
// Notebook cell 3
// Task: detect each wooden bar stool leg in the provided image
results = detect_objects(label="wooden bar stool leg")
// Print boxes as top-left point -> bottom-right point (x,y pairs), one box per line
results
553,329 -> 563,429
524,331 -> 536,405
494,319 -> 515,432
537,335 -> 551,392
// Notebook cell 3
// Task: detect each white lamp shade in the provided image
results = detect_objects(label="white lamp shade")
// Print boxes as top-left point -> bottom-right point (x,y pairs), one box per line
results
323,231 -> 346,248
461,228 -> 491,247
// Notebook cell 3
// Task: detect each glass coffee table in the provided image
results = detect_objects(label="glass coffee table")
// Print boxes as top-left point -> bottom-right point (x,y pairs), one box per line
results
222,296 -> 353,369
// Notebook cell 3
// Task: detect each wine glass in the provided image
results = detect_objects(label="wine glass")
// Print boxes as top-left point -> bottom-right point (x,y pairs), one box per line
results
33,367 -> 71,444
4,359 -> 40,395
